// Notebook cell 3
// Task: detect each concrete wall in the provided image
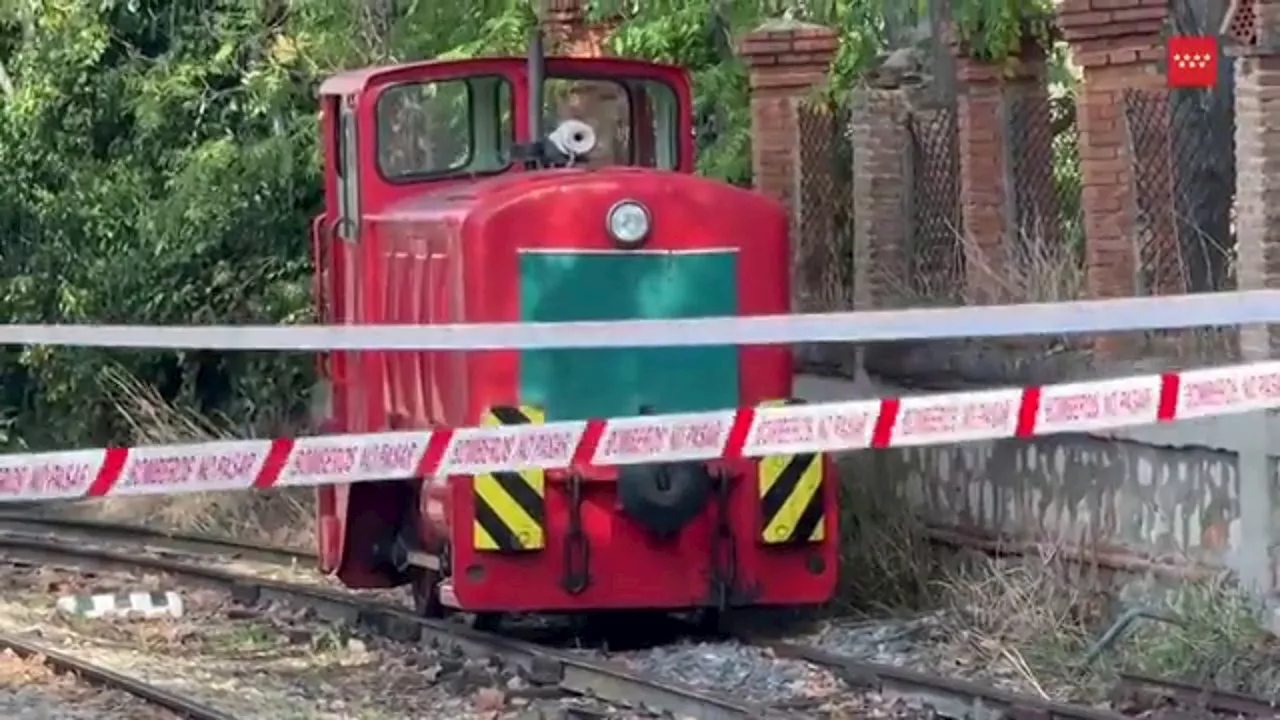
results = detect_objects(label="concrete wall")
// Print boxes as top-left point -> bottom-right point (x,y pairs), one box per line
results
794,373 -> 1273,591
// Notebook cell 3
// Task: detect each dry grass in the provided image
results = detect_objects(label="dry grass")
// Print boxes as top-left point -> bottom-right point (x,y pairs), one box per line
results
938,542 -> 1114,699
828,451 -> 948,616
830,450 -> 1280,702
936,538 -> 1280,702
63,365 -> 314,549
872,222 -> 1085,310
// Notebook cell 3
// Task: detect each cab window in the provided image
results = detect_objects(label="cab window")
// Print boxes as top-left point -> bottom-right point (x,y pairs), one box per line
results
543,76 -> 679,170
376,76 -> 514,181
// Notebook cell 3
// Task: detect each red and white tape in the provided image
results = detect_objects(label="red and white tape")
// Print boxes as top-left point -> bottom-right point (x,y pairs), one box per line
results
2,360 -> 1279,503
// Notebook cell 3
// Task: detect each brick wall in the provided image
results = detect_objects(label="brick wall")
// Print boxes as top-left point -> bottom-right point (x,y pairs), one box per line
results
739,20 -> 839,318
738,21 -> 839,224
947,34 -> 1057,304
1056,0 -> 1174,358
542,0 -> 613,54
1058,0 -> 1169,303
539,0 -> 630,165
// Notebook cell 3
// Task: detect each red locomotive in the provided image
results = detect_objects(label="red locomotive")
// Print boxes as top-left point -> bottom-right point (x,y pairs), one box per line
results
309,33 -> 836,621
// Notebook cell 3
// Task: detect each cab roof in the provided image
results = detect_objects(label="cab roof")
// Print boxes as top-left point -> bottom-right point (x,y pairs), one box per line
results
318,56 -> 688,96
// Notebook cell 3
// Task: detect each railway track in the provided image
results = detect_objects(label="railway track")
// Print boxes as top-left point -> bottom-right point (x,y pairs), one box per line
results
0,515 -> 1272,719
0,630 -> 232,720
0,525 -> 774,720
0,511 -> 310,566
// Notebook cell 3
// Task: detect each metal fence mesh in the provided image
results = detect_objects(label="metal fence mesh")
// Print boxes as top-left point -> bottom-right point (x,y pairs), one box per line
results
793,100 -> 857,373
907,106 -> 964,303
1004,94 -> 1086,304
1122,85 -> 1238,364
788,32 -> 1238,379
794,101 -> 855,313
870,95 -> 1095,386
1123,88 -> 1236,295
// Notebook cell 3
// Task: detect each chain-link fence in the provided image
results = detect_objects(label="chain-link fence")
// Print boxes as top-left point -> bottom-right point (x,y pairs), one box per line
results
907,105 -> 964,303
1122,0 -> 1236,365
794,100 -> 854,313
899,94 -> 1085,309
787,36 -> 1236,381
1123,89 -> 1235,296
867,95 -> 1095,387
1121,86 -> 1238,364
793,100 -> 857,373
1004,93 -> 1086,304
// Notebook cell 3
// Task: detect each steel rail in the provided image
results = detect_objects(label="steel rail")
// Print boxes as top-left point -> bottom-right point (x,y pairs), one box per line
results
766,641 -> 1131,720
7,289 -> 1280,350
1118,672 -> 1280,717
0,630 -> 233,720
0,513 -> 313,566
0,532 -> 774,720
0,522 -> 1158,720
11,522 -> 1244,719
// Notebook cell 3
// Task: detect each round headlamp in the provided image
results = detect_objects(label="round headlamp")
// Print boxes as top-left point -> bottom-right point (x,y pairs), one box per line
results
606,200 -> 651,247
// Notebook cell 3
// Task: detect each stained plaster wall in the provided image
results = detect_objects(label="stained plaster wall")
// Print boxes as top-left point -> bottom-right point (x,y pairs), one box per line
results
793,374 -> 1273,591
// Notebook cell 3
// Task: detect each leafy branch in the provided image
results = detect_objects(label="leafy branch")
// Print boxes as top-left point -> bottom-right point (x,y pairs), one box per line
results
951,0 -> 1055,62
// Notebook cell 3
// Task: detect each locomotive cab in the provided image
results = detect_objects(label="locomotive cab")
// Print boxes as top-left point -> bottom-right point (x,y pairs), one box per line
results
310,35 -> 838,617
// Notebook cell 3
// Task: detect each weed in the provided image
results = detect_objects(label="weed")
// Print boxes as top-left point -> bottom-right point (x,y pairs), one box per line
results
935,538 -> 1280,703
63,365 -> 315,549
830,451 -> 947,616
1107,576 -> 1280,698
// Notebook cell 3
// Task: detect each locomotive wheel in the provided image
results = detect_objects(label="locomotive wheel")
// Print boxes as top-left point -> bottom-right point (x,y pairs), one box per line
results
408,567 -> 444,618
694,607 -> 730,637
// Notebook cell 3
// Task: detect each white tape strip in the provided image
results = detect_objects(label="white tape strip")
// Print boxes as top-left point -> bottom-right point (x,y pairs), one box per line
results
5,290 -> 1280,350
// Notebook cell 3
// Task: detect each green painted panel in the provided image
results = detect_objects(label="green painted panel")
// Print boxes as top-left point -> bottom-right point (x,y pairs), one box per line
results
518,251 -> 738,421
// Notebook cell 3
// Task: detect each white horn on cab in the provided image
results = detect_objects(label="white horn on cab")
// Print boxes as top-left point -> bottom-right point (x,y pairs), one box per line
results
548,119 -> 597,159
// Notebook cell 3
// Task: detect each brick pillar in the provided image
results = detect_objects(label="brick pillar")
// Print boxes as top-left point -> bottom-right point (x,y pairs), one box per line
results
738,20 -> 839,224
1233,0 -> 1280,360
1223,0 -> 1280,610
540,0 -> 626,164
542,0 -> 612,54
953,51 -> 1014,303
850,88 -> 912,310
1058,0 -> 1169,358
1058,0 -> 1169,302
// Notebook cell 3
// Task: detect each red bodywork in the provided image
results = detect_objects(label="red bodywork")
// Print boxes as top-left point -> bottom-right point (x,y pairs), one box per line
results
310,55 -> 837,613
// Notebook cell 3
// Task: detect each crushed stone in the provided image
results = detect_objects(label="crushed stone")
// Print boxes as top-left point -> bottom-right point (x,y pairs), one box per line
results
0,561 -> 653,719
0,647 -> 180,720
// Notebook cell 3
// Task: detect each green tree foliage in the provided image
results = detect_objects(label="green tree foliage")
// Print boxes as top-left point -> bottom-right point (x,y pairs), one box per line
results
0,0 -> 1049,451
951,0 -> 1056,62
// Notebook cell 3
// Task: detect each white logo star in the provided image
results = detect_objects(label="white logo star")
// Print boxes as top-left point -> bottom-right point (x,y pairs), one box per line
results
1173,53 -> 1211,69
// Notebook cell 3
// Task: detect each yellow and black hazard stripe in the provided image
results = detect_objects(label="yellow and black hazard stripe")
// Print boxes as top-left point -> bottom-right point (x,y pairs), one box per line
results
757,398 -> 826,544
472,405 -> 547,553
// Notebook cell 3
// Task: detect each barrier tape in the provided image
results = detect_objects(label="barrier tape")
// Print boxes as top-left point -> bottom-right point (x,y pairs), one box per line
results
1,359 -> 1278,503
5,290 -> 1280,350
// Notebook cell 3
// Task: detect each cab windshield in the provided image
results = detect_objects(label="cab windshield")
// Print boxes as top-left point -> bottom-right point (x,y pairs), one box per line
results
374,74 -> 680,183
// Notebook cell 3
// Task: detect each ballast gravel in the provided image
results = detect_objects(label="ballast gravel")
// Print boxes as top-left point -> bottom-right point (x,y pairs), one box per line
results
0,562 -> 651,719
0,526 -> 1067,719
589,613 -> 962,718
0,648 -> 181,720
